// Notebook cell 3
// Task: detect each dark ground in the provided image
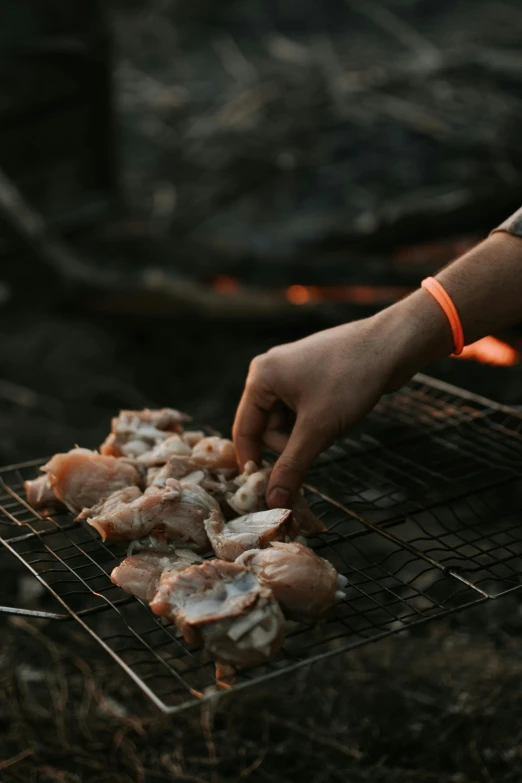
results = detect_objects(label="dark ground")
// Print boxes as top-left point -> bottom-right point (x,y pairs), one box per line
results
2,1 -> 522,781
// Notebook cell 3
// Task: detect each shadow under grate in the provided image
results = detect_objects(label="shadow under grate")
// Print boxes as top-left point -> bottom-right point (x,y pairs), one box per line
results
0,373 -> 520,713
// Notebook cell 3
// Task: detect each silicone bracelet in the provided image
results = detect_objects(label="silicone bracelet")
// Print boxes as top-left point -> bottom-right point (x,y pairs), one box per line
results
421,277 -> 464,356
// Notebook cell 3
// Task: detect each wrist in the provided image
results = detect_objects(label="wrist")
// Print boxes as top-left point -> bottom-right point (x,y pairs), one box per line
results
372,288 -> 454,392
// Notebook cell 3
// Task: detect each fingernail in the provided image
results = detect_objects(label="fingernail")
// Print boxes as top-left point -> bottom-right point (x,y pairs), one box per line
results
268,487 -> 290,508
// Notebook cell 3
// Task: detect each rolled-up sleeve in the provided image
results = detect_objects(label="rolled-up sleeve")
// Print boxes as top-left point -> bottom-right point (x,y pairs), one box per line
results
490,206 -> 522,238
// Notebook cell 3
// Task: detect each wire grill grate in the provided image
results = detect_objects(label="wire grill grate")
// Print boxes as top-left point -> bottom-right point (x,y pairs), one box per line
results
1,373 -> 521,713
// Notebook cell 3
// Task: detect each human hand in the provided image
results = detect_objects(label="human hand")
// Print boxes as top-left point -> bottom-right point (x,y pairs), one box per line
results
232,293 -> 451,508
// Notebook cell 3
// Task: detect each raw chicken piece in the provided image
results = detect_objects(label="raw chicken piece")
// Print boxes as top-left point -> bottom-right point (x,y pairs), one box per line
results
205,508 -> 300,561
237,542 -> 346,624
145,456 -> 200,489
226,462 -> 270,515
182,430 -> 206,448
111,550 -> 203,603
24,474 -> 60,509
145,458 -> 231,518
137,434 -> 192,467
150,560 -> 285,667
41,448 -> 142,515
228,462 -> 326,535
100,408 -> 190,459
191,437 -> 238,476
84,480 -> 218,552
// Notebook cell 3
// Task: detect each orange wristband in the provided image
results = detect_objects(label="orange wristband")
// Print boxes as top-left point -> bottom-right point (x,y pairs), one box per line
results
421,277 -> 464,356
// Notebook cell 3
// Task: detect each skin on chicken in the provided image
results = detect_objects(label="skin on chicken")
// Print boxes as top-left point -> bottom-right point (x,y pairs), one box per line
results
228,462 -> 326,535
24,474 -> 61,510
236,541 -> 345,624
41,448 -> 142,515
100,408 -> 191,458
111,550 -> 203,603
84,480 -> 218,552
150,560 -> 285,667
137,435 -> 192,467
204,508 -> 300,561
191,437 -> 238,476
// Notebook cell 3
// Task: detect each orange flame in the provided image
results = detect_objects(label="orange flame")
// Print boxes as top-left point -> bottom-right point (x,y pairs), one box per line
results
455,336 -> 520,366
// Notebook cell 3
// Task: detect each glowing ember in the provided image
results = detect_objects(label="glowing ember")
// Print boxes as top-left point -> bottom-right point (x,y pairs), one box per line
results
286,285 -> 313,304
213,275 -> 239,294
455,336 -> 520,367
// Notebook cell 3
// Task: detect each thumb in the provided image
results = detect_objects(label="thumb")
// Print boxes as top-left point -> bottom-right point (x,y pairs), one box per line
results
266,416 -> 326,508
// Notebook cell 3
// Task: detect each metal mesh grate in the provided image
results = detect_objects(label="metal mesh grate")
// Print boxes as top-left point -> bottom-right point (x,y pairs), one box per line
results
1,373 -> 521,714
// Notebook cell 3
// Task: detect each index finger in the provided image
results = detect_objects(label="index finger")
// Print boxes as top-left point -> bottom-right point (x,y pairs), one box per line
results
232,388 -> 269,470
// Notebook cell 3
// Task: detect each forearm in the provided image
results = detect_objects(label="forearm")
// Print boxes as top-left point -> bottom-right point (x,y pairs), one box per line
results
375,230 -> 522,389
438,232 -> 522,342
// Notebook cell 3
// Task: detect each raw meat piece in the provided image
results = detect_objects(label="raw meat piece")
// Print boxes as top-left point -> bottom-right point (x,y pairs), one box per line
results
205,508 -> 300,561
150,560 -> 285,667
226,462 -> 270,515
145,459 -> 231,519
237,541 -> 346,624
191,437 -> 238,475
137,434 -> 192,467
182,430 -> 206,448
24,475 -> 60,509
41,448 -> 141,515
228,461 -> 326,534
111,550 -> 202,603
145,456 -> 200,489
84,480 -> 218,552
100,408 -> 190,459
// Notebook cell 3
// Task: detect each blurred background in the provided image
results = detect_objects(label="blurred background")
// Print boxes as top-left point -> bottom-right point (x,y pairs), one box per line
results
1,2 -> 522,781
2,0 -> 522,461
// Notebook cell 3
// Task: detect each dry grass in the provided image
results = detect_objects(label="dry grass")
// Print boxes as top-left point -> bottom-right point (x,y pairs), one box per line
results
1,599 -> 522,782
